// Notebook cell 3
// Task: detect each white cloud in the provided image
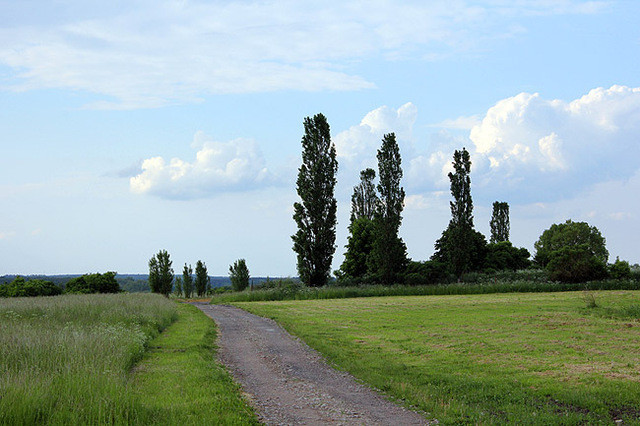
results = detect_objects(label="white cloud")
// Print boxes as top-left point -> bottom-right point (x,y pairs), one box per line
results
0,0 -> 606,108
130,133 -> 273,199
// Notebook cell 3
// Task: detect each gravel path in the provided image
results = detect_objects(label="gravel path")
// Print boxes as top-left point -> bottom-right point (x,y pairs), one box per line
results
192,302 -> 431,425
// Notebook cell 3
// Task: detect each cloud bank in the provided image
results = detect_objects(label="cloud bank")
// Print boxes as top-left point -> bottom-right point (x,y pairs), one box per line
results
130,132 -> 272,199
0,0 -> 606,108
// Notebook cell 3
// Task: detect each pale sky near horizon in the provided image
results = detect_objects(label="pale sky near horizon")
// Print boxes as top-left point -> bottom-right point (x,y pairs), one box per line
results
1,0 -> 640,276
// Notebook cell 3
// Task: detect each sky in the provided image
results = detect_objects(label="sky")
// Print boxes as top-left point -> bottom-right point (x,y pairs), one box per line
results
1,0 -> 639,276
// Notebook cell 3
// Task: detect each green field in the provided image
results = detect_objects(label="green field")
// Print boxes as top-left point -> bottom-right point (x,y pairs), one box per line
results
234,290 -> 640,424
0,294 -> 256,425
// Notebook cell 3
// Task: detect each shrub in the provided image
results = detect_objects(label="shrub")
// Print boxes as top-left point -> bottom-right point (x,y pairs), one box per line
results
65,272 -> 121,294
0,277 -> 63,298
609,257 -> 632,280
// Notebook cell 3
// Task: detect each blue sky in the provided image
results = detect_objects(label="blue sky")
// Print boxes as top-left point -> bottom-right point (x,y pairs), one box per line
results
1,0 -> 639,275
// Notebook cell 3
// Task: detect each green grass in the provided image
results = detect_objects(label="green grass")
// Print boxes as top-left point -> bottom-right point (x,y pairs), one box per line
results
210,279 -> 640,303
0,294 -> 257,425
131,303 -> 258,424
234,291 -> 640,424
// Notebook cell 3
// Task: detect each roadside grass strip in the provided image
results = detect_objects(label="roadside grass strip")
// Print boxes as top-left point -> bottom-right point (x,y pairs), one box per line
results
235,291 -> 640,425
131,303 -> 258,425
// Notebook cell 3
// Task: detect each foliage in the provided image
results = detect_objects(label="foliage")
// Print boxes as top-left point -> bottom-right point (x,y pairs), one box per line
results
547,245 -> 609,283
609,257 -> 632,280
182,263 -> 194,298
484,241 -> 530,271
292,113 -> 338,287
434,148 -> 485,280
237,291 -> 640,424
174,276 -> 183,297
148,250 -> 174,296
65,271 -> 121,294
0,277 -> 62,298
350,168 -> 379,222
229,259 -> 250,292
0,293 -> 176,424
337,216 -> 376,283
369,133 -> 408,284
534,219 -> 608,267
490,201 -> 510,243
403,260 -> 450,286
432,225 -> 488,276
195,260 -> 210,297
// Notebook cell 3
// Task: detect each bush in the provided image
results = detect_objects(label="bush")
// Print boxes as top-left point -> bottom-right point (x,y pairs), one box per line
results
484,242 -> 530,271
609,257 -> 632,280
65,272 -> 121,294
0,277 -> 63,298
547,245 -> 608,283
404,260 -> 450,285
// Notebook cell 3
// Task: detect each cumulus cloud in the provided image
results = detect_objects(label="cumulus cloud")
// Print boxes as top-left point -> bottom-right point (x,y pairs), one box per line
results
0,0 -> 605,108
130,133 -> 273,199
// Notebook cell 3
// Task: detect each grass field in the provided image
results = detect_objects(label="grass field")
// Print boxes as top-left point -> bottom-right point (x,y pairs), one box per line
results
0,294 -> 256,425
235,290 -> 640,424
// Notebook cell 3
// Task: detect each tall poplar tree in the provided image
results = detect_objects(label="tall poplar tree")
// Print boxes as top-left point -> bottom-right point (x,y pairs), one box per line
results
370,133 -> 408,284
182,263 -> 193,299
148,250 -> 174,297
195,260 -> 209,297
490,201 -> 510,243
433,148 -> 486,280
292,113 -> 338,287
350,168 -> 378,222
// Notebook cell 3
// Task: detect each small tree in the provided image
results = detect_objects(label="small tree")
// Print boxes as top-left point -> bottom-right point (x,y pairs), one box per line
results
292,113 -> 338,287
195,260 -> 209,297
182,263 -> 194,299
534,220 -> 608,267
66,272 -> 120,294
174,276 -> 183,297
229,259 -> 250,291
490,201 -> 510,243
369,133 -> 408,284
149,250 -> 174,297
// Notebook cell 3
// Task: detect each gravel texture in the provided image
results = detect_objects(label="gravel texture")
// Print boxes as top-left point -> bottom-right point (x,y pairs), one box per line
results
192,302 -> 433,425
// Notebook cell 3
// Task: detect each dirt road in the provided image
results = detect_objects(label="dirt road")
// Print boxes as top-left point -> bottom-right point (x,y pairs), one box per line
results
192,302 -> 432,425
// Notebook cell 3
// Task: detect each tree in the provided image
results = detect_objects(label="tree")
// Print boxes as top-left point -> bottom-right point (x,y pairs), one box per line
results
534,220 -> 608,267
66,272 -> 120,294
195,260 -> 209,297
484,241 -> 530,271
535,220 -> 609,283
148,250 -> 174,296
610,257 -> 631,280
174,276 -> 183,297
182,263 -> 194,299
490,201 -> 510,243
432,148 -> 485,280
369,133 -> 408,283
350,168 -> 379,222
0,277 -> 62,298
338,169 -> 379,283
229,259 -> 250,291
292,113 -> 338,287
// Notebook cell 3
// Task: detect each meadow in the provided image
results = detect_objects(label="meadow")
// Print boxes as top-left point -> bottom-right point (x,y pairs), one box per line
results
0,294 -> 256,425
234,290 -> 640,424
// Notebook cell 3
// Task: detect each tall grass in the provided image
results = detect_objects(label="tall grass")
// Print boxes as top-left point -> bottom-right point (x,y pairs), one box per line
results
0,293 -> 176,425
210,278 -> 640,303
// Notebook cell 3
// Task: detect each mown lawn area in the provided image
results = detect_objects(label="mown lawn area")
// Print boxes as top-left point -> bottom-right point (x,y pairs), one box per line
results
235,290 -> 640,424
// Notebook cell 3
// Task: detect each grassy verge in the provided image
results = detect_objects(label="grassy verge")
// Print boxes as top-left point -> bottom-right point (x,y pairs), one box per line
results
235,291 -> 640,424
0,294 -> 257,425
132,303 -> 258,424
211,278 -> 640,303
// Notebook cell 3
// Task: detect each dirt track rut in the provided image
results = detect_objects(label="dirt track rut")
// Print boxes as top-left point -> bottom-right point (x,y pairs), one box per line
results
192,302 -> 431,425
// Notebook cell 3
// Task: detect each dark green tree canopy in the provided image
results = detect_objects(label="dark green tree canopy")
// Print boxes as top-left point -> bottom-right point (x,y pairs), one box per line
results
490,201 -> 510,243
0,277 -> 62,298
182,263 -> 194,298
351,168 -> 379,222
148,250 -> 174,297
534,220 -> 608,267
484,242 -> 530,271
449,148 -> 473,228
370,133 -> 408,284
229,258 -> 250,292
66,272 -> 120,294
195,260 -> 209,297
292,113 -> 338,287
337,216 -> 376,283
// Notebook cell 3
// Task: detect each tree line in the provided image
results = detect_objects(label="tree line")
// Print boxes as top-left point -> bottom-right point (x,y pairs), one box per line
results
292,113 -> 631,287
